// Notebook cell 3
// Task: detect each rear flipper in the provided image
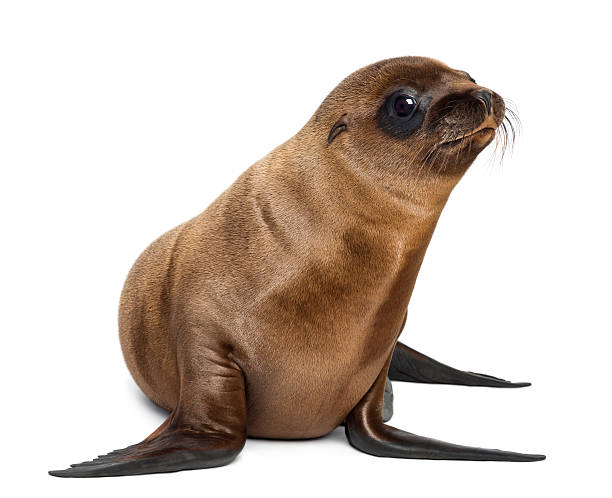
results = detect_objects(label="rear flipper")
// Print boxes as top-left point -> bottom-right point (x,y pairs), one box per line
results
48,419 -> 244,477
346,357 -> 545,462
389,341 -> 530,388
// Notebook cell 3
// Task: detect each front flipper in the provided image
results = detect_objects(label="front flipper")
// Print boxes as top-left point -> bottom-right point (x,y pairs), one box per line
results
389,341 -> 530,388
49,422 -> 244,477
50,341 -> 248,477
346,357 -> 545,462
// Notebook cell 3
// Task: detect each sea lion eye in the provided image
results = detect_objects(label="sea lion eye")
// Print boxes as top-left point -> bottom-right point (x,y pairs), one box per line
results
378,90 -> 428,138
393,95 -> 417,118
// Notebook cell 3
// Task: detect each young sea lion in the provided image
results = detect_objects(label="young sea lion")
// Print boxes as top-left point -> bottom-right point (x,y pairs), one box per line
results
50,56 -> 544,478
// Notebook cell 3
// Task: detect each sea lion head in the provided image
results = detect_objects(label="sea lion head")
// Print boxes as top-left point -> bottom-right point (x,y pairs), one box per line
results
313,57 -> 514,184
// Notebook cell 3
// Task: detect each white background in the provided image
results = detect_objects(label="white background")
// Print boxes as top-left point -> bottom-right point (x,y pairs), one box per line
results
1,1 -> 610,496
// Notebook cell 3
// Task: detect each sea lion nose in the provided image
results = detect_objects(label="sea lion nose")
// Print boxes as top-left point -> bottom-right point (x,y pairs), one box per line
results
472,90 -> 492,115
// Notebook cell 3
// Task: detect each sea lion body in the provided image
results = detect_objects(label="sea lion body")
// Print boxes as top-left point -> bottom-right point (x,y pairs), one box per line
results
51,57 -> 544,478
120,143 -> 436,438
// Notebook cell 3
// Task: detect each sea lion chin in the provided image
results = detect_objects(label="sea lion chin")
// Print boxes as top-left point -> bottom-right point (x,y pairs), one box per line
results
49,56 -> 542,478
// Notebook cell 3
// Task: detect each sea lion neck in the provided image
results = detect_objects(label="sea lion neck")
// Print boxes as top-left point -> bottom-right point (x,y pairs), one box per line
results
287,129 -> 459,234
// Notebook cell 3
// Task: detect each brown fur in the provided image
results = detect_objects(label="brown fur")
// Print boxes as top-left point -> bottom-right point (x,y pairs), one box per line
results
119,56 -> 503,439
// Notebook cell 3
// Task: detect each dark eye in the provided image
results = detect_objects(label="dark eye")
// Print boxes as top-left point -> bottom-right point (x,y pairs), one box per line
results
393,95 -> 417,118
378,90 -> 428,139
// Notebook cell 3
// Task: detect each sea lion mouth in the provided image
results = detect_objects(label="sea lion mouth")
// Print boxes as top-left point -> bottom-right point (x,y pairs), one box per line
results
439,127 -> 495,148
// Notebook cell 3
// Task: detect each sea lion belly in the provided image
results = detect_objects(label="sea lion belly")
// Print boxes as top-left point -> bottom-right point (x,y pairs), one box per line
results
240,319 -> 399,439
233,243 -> 415,439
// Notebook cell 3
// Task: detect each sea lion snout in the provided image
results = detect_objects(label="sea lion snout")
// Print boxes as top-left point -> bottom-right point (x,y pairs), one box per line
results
424,83 -> 510,160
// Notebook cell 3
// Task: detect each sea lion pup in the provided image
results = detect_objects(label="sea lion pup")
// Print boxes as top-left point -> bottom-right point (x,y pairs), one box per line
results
50,56 -> 544,478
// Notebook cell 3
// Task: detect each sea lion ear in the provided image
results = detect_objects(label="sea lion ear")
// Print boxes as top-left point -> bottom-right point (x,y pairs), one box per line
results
327,114 -> 348,144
